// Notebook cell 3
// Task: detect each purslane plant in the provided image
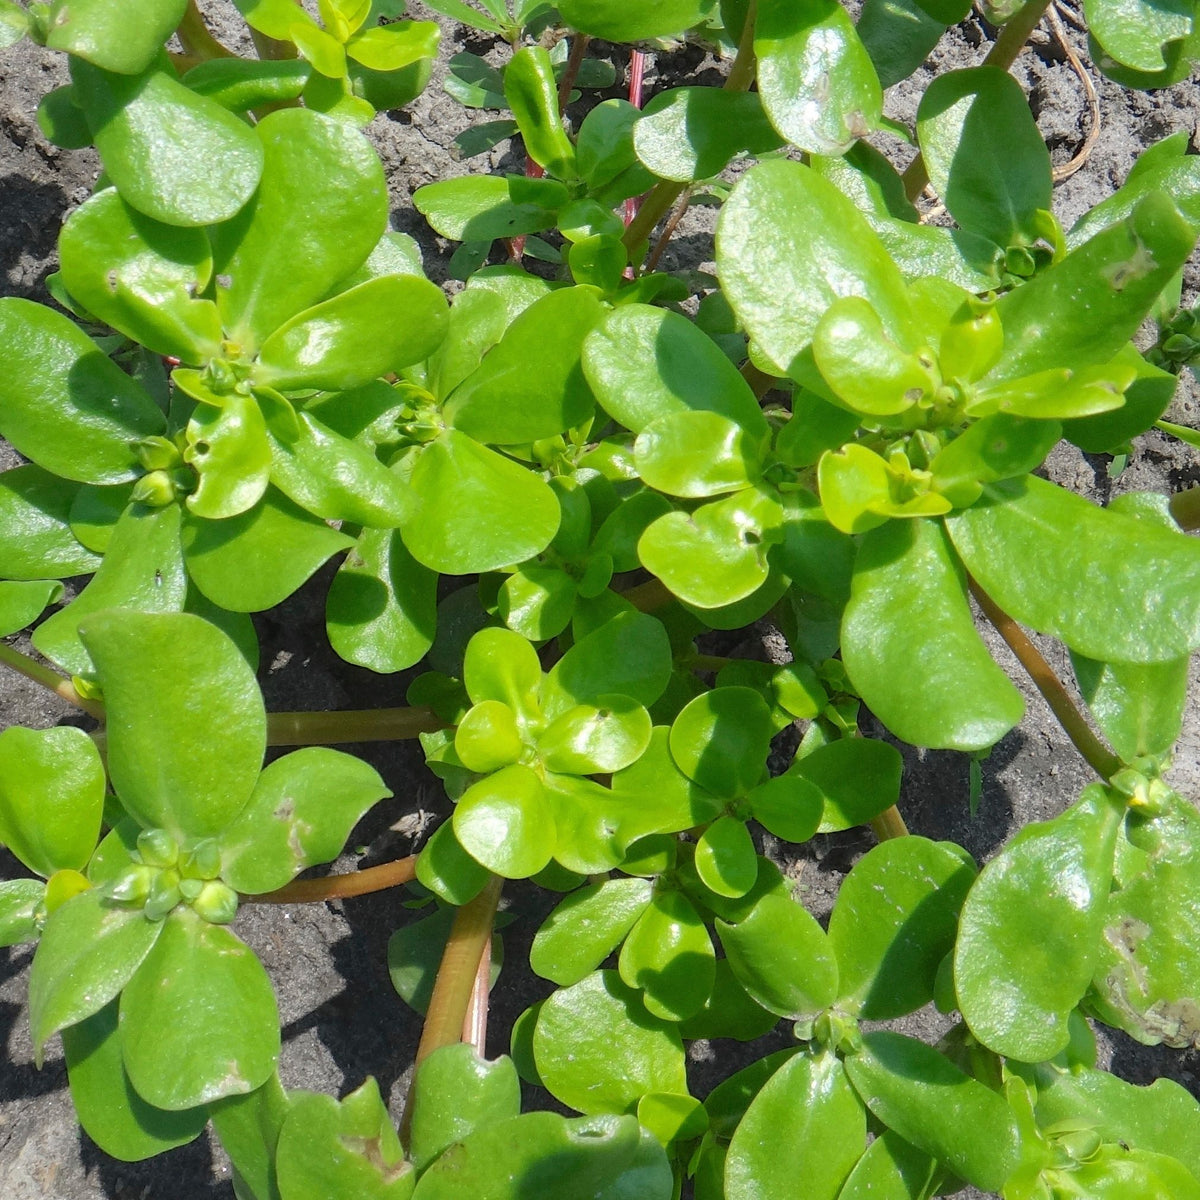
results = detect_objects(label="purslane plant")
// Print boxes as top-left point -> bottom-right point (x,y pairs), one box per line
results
3,0 -> 1200,1197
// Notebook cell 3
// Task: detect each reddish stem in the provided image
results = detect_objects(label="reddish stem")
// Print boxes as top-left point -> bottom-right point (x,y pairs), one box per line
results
623,50 -> 647,228
244,855 -> 418,904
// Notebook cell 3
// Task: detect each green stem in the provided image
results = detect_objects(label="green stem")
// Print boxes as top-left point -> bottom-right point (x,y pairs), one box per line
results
244,855 -> 418,904
870,806 -> 910,841
265,706 -> 445,746
901,0 -> 1052,200
623,0 -> 758,257
176,0 -> 234,61
620,576 -> 675,613
969,577 -> 1122,780
0,642 -> 105,719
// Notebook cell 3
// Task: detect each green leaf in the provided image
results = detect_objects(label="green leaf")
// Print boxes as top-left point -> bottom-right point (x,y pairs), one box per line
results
836,1129 -> 940,1200
583,305 -> 768,436
185,391 -> 272,520
120,909 -> 279,1109
71,58 -> 263,227
0,726 -> 104,878
414,175 -> 561,242
45,0 -> 186,74
453,764 -> 555,878
182,57 -> 312,112
1073,653 -> 1188,763
985,192 -> 1196,385
0,0 -> 29,49
532,971 -> 688,1114
388,907 -> 503,1016
787,737 -> 903,833
633,88 -> 784,183
399,432 -> 559,574
256,275 -> 449,391
346,19 -> 440,71
676,959 -> 779,1042
954,783 -> 1125,1060
0,298 -> 166,484
411,1112 -> 671,1200
716,889 -> 839,1018
669,688 -> 773,799
218,748 -> 390,894
917,67 -> 1052,247
455,700 -> 525,774
538,697 -> 653,775
0,466 -> 99,579
857,0 -> 946,89
841,518 -> 1024,751
829,836 -> 976,1019
276,1080 -> 413,1200
929,413 -> 1062,507
212,107 -> 387,352
444,286 -> 604,443
233,0 -> 321,39
62,1000 -> 208,1162
635,411 -> 767,499
0,579 -> 64,637
58,188 -> 222,364
725,1049 -> 865,1200
745,774 -> 823,843
755,0 -> 882,155
28,888 -> 162,1058
946,475 -> 1200,663
462,626 -> 543,715
0,879 -> 45,948
618,888 -> 715,1021
843,1031 -> 1021,1192
80,610 -> 265,840
556,0 -> 716,40
210,1075 -> 292,1200
498,565 -> 577,641
33,504 -> 188,678
181,487 -> 354,612
268,411 -> 409,527
328,526 -> 437,672
409,1045 -> 521,1172
504,47 -> 577,179
639,488 -> 782,610
415,821 -> 490,906
1084,0 -> 1192,72
694,817 -> 758,899
530,877 -> 653,987
716,159 -> 915,378
542,611 -> 673,717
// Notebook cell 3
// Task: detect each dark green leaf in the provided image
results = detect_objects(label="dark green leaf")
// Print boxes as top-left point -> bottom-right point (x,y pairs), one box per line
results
414,175 -> 560,242
669,688 -> 773,799
788,737 -> 903,833
618,889 -> 715,1021
0,579 -> 64,637
0,466 -> 99,579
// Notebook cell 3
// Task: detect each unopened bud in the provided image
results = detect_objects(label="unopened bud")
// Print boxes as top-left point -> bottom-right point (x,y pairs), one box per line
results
130,469 -> 178,508
179,839 -> 221,881
192,881 -> 238,925
137,829 -> 178,869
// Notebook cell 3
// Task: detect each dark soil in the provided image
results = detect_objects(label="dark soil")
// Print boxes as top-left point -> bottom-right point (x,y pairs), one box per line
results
1,3 -> 1199,1197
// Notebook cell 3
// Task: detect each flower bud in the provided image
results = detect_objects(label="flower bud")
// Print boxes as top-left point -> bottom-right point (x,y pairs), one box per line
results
144,869 -> 182,921
192,881 -> 238,925
137,828 -> 179,869
130,469 -> 179,508
110,864 -> 155,905
179,838 -> 221,881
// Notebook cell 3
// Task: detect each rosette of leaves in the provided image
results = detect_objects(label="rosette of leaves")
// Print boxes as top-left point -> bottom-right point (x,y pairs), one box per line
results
0,107 -> 450,674
20,610 -> 391,1160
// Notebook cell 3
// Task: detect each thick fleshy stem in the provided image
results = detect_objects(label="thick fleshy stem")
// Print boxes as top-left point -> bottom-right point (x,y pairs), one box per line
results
623,49 -> 648,228
623,0 -> 758,257
901,0 -> 1053,200
0,642 -> 105,719
461,930 -> 492,1052
265,706 -> 445,746
244,854 -> 418,904
870,806 -> 910,841
969,577 -> 1121,780
557,33 -> 592,113
176,0 -> 234,61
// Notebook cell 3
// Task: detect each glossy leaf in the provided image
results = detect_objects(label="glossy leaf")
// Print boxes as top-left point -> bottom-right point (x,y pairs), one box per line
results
462,626 -> 543,715
0,298 -> 165,484
328,527 -> 437,673
33,504 -> 187,678
947,476 -> 1200,663
181,487 -> 354,612
1085,0 -> 1192,72
755,0 -> 882,155
530,877 -> 654,987
789,737 -> 903,833
28,888 -> 162,1057
618,889 -> 715,1021
62,1000 -> 207,1162
538,697 -> 653,776
58,188 -> 223,363
413,175 -> 565,242
676,959 -> 779,1042
725,1050 -> 865,1200
212,107 -> 387,351
746,774 -> 823,843
121,909 -> 279,1109
0,879 -> 44,948
256,275 -> 449,391
0,579 -> 62,637
669,688 -> 773,799
415,821 -> 490,907
80,610 -> 265,840
633,89 -> 784,183
0,466 -> 99,579
498,565 -> 577,641
954,783 -> 1125,1060
695,817 -> 758,899
716,889 -> 839,1018
556,0 -> 716,40
842,518 -> 1024,751
276,1080 -> 413,1200
453,764 -> 555,878
71,58 -> 263,227
532,971 -> 688,1114
182,57 -> 312,112
1072,652 -> 1188,763
210,1075 -> 292,1200
185,391 -> 272,520
843,1031 -> 1021,1192
829,836 -> 976,1018
444,286 -> 603,443
388,907 -> 503,1016
504,47 -> 576,179
917,67 -> 1052,247
836,1129 -> 940,1200
716,160 -> 914,379
583,305 -> 768,435
45,0 -> 186,73
635,411 -> 767,499
455,699 -> 525,774
219,749 -> 390,894
399,432 -> 559,574
929,413 -> 1061,507
0,726 -> 104,878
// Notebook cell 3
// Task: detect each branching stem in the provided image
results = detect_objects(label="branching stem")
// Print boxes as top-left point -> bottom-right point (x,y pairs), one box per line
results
244,854 -> 418,904
969,577 -> 1121,780
0,642 -> 105,719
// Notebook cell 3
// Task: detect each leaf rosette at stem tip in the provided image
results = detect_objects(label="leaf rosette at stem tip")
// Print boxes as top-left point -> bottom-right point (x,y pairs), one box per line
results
23,609 -> 393,1117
